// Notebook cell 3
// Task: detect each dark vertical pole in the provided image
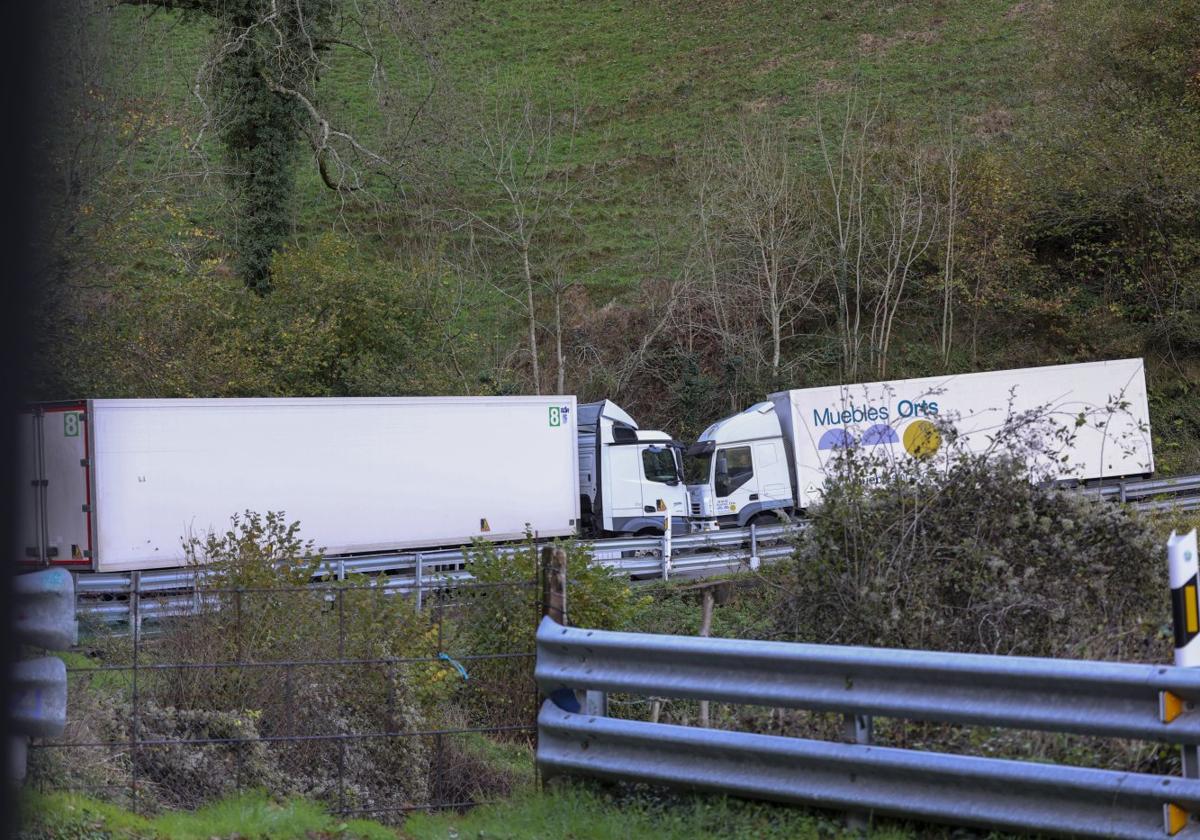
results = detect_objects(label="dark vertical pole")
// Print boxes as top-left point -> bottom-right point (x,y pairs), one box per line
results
130,578 -> 140,813
433,597 -> 444,807
234,586 -> 243,799
542,546 -> 566,626
0,5 -> 47,832
337,587 -> 345,815
698,588 -> 714,728
234,588 -> 243,661
532,541 -> 542,791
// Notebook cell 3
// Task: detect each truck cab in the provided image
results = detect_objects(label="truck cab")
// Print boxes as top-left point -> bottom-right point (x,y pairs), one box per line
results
684,402 -> 794,530
577,401 -> 689,537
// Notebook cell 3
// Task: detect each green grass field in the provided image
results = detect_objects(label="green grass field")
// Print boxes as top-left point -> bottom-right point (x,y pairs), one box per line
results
104,0 -> 1036,291
20,785 -> 952,840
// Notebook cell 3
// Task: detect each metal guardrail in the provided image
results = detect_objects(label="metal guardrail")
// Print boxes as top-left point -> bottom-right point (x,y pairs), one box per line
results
74,523 -> 794,627
70,471 -> 1200,626
1087,474 -> 1200,503
535,617 -> 1200,838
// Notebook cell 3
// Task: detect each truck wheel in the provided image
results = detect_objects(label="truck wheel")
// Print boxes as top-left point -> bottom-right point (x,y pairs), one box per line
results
620,527 -> 663,573
748,511 -> 787,528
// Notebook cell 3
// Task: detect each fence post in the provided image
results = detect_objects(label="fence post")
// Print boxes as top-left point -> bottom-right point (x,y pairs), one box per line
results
130,571 -> 142,642
661,514 -> 672,581
749,522 -> 760,571
542,545 -> 567,625
699,588 -> 715,727
414,552 -> 424,612
542,546 -> 596,715
131,576 -> 141,814
1168,528 -> 1200,778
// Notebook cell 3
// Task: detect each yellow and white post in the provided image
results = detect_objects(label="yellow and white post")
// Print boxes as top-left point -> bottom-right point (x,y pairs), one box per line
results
1168,529 -> 1200,785
1169,529 -> 1200,668
1164,529 -> 1200,835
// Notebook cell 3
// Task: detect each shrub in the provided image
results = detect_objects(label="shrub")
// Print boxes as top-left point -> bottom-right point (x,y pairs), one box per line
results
458,534 -> 649,728
771,443 -> 1167,662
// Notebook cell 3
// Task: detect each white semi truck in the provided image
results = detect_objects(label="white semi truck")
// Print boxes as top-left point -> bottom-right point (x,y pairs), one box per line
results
18,396 -> 687,573
685,359 -> 1154,529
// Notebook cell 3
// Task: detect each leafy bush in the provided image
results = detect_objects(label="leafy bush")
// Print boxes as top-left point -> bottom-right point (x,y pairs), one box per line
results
771,445 -> 1167,662
458,535 -> 649,728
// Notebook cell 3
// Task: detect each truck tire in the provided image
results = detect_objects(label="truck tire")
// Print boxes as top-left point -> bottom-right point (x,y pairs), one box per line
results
749,510 -> 790,528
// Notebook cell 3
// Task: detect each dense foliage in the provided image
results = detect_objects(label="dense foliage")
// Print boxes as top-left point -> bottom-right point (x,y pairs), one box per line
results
770,447 -> 1167,661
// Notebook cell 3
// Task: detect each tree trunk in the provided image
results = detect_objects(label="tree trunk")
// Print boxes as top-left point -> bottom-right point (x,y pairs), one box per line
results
554,288 -> 565,395
521,243 -> 540,394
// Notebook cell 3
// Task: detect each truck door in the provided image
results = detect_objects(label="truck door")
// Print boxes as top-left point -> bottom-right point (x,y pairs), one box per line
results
754,440 -> 791,504
606,444 -> 648,531
713,445 -> 755,519
19,405 -> 91,566
638,444 -> 682,522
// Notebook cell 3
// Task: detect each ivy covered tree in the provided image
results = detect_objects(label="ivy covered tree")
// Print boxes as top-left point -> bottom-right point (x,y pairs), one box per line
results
117,0 -> 426,291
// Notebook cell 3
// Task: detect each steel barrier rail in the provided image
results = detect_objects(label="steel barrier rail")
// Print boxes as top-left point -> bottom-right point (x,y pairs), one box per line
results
74,523 -> 802,623
535,618 -> 1200,744
70,471 -> 1199,624
538,703 -> 1200,840
536,618 -> 1200,837
1137,496 -> 1200,514
1087,474 -> 1200,502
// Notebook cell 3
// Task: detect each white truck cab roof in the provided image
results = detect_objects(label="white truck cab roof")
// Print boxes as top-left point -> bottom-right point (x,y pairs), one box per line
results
690,401 -> 780,453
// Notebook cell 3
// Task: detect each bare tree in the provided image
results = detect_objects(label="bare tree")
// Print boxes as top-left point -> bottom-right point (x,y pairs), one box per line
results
721,121 -> 822,380
816,89 -> 877,380
870,144 -> 940,378
541,260 -> 581,395
940,127 -> 962,368
458,89 -> 587,395
677,122 -> 823,393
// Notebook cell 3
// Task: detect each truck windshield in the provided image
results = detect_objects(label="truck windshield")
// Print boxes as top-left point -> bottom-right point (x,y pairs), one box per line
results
642,446 -> 681,484
684,452 -> 712,485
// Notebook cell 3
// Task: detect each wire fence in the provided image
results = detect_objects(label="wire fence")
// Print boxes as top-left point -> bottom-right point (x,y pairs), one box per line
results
28,573 -> 543,823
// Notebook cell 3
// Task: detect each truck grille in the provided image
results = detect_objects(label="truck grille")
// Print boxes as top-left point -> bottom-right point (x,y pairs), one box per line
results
690,502 -> 701,515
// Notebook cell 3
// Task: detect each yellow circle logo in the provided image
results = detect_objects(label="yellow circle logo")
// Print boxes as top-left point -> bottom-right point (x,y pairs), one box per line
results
902,420 -> 940,458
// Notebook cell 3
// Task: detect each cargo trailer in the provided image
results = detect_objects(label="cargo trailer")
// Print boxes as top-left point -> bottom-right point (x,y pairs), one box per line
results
17,397 -> 583,573
685,359 -> 1154,528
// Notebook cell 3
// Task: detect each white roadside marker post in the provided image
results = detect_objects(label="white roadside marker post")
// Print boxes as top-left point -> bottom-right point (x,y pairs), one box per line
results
1165,529 -> 1200,835
1167,529 -> 1200,779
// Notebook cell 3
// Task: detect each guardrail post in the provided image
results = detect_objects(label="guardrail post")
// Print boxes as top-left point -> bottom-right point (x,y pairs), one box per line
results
337,558 -> 346,582
661,514 -> 672,581
414,553 -> 424,611
585,690 -> 608,716
749,522 -> 760,571
842,712 -> 874,831
130,571 -> 142,642
1169,529 -> 1200,778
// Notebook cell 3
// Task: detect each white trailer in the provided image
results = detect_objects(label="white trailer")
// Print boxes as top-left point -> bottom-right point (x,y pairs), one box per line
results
17,397 -> 582,573
686,359 -> 1154,526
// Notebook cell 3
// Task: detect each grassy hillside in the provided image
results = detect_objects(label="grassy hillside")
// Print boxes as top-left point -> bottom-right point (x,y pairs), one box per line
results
39,0 -> 1200,470
100,0 -> 1035,284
